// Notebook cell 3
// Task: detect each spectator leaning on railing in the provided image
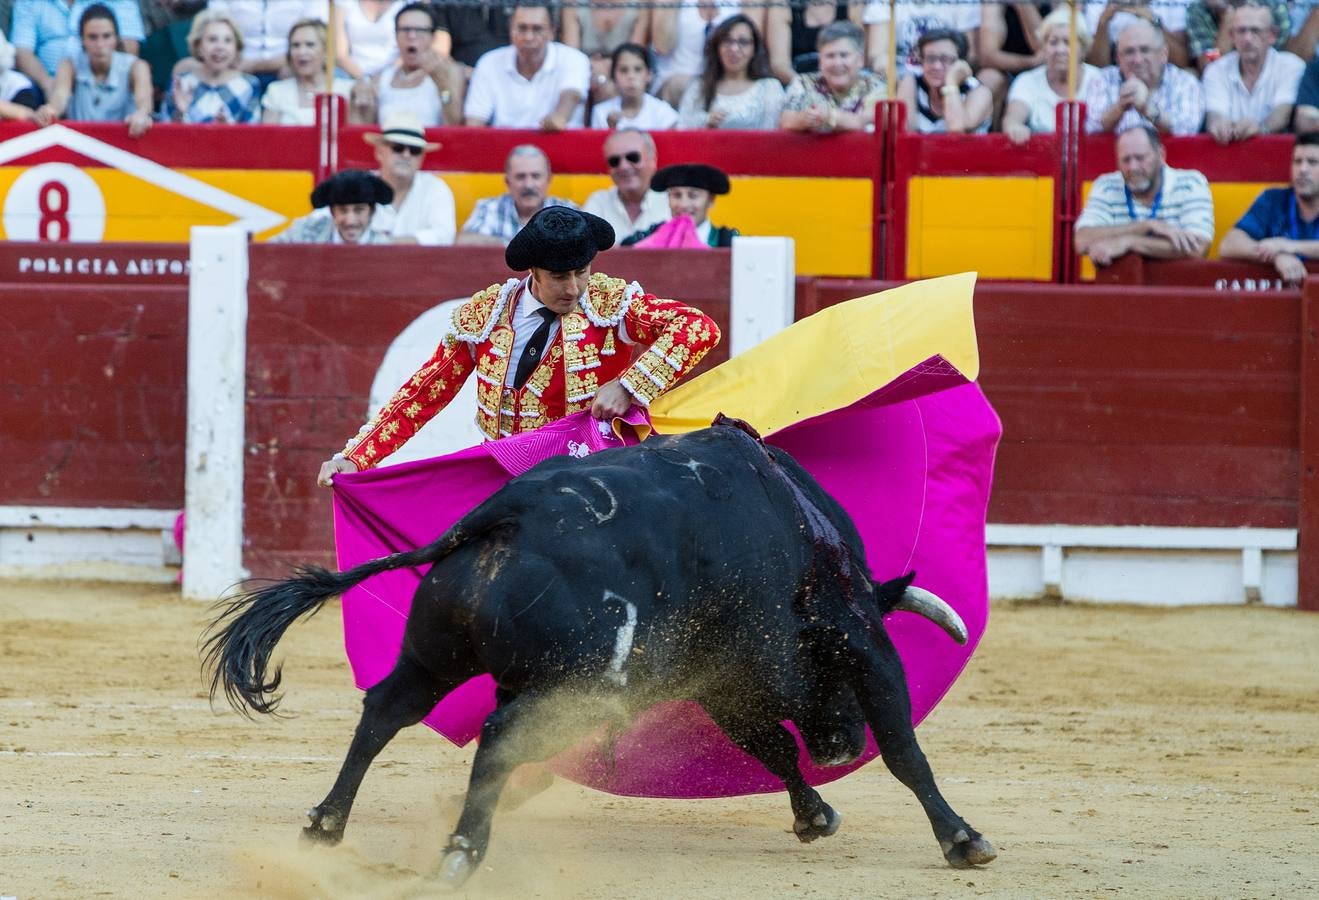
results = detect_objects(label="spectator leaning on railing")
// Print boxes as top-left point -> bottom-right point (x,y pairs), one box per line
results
1074,124 -> 1214,266
160,10 -> 260,123
0,30 -> 40,120
1203,0 -> 1304,143
1003,6 -> 1101,144
11,0 -> 145,97
1083,18 -> 1204,134
33,3 -> 152,135
1290,52 -> 1319,131
464,4 -> 590,130
261,18 -> 355,125
1219,133 -> 1319,283
779,19 -> 884,132
590,43 -> 679,130
1186,0 -> 1290,72
897,27 -> 992,134
360,2 -> 464,126
561,0 -> 651,107
677,13 -> 784,130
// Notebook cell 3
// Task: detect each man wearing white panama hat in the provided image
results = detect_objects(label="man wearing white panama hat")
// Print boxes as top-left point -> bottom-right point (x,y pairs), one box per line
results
363,110 -> 457,245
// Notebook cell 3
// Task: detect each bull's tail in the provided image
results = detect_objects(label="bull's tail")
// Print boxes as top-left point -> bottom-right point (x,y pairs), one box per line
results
202,506 -> 515,716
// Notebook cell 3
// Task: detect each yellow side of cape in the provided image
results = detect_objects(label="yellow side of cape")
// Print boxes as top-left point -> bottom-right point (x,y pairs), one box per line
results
650,272 -> 980,435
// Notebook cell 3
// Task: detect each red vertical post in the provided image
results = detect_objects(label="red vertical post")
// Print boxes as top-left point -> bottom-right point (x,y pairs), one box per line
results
872,100 -> 904,280
314,93 -> 345,183
1299,278 -> 1319,610
1055,100 -> 1084,284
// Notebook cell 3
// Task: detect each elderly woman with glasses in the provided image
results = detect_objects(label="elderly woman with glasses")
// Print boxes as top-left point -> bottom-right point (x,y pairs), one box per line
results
779,20 -> 884,131
677,14 -> 785,129
896,28 -> 992,133
1002,8 -> 1101,143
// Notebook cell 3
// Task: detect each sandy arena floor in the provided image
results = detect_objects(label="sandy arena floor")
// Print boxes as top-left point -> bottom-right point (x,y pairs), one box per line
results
2,579 -> 1317,899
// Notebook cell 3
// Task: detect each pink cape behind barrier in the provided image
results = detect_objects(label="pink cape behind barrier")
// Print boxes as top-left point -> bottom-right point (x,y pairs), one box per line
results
330,359 -> 1000,799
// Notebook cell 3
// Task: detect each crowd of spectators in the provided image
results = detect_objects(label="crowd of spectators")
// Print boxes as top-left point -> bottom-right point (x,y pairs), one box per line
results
8,0 -> 1319,139
6,0 -> 1319,277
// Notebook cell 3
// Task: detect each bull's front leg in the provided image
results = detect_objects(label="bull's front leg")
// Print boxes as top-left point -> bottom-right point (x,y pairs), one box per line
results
851,638 -> 997,868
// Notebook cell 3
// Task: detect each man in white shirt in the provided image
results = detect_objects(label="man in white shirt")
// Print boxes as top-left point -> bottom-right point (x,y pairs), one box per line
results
582,129 -> 670,246
363,111 -> 457,245
1203,0 -> 1305,143
1074,125 -> 1214,266
463,4 -> 591,130
1084,19 -> 1205,134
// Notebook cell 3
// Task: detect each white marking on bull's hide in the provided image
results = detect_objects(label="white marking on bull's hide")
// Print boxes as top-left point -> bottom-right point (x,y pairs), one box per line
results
603,591 -> 638,686
557,478 -> 618,525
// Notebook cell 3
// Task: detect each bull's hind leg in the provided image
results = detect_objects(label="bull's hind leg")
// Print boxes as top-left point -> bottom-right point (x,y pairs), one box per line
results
851,638 -> 996,868
705,710 -> 842,843
303,654 -> 449,846
439,690 -> 590,888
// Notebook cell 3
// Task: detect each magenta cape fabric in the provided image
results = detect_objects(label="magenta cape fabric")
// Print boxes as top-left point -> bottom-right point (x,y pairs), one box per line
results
331,359 -> 1000,799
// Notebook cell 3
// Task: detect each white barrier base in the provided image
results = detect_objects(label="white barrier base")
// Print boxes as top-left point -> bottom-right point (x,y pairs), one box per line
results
987,525 -> 1297,607
0,506 -> 179,583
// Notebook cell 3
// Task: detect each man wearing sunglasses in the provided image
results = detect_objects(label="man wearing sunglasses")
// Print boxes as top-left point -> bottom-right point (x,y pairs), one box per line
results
363,111 -> 457,245
583,129 -> 671,246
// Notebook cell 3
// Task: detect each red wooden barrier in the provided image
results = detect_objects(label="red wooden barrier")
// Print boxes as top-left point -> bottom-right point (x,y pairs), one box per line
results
0,242 -> 188,509
241,245 -> 732,574
804,277 -> 1303,531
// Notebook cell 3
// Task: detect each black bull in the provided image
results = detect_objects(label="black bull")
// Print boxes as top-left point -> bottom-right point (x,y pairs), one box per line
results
204,417 -> 996,887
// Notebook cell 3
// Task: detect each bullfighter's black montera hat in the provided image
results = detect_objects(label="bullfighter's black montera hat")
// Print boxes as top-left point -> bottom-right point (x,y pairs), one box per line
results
310,169 -> 394,209
505,207 -> 615,272
649,163 -> 731,196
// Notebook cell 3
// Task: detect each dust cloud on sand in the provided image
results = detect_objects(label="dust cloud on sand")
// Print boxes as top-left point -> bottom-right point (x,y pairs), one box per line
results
2,579 -> 1318,898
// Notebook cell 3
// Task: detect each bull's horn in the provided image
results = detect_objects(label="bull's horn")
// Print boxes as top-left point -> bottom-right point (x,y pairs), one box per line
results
895,587 -> 968,645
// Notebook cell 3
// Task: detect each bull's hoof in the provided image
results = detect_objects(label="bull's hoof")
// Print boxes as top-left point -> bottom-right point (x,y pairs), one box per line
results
941,829 -> 997,868
300,806 -> 344,847
792,806 -> 842,843
436,836 -> 479,890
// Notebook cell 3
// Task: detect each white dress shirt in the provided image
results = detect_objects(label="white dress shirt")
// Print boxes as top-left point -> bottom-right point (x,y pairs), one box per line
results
464,42 -> 591,128
372,172 -> 457,246
582,186 -> 670,246
1203,48 -> 1305,126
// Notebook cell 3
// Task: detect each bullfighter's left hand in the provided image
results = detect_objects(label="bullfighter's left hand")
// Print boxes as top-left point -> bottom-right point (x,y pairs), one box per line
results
591,379 -> 632,420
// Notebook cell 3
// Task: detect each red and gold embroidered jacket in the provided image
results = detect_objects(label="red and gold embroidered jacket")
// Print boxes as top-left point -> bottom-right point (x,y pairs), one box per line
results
341,272 -> 720,470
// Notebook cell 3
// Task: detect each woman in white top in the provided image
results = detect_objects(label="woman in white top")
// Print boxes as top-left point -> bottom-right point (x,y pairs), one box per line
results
1002,7 -> 1100,143
369,2 -> 464,126
650,0 -> 749,106
678,14 -> 786,129
262,19 -> 355,125
591,43 -> 679,129
315,0 -> 408,78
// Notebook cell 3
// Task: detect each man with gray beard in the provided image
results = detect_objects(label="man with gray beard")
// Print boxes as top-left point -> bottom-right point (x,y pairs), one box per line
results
1073,125 -> 1214,267
457,144 -> 579,246
1220,133 -> 1319,283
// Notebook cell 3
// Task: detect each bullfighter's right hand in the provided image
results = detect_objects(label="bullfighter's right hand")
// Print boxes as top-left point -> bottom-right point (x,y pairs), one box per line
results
318,456 -> 358,488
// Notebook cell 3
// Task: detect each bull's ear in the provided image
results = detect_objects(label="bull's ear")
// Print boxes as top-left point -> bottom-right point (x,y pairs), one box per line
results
873,571 -> 917,610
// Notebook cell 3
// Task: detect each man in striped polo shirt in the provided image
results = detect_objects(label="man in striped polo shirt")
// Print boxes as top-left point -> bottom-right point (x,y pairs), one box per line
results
1074,124 -> 1215,267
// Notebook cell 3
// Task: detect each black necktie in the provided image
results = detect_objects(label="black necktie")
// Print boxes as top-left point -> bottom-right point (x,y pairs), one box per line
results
513,307 -> 557,390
